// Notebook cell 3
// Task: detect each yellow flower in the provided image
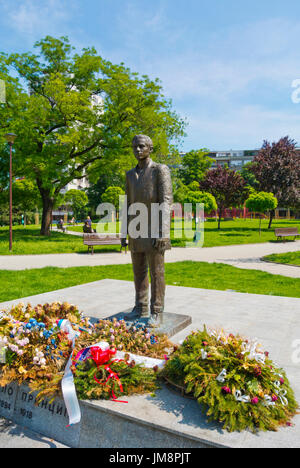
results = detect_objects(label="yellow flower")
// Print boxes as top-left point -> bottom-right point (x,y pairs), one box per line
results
18,366 -> 27,374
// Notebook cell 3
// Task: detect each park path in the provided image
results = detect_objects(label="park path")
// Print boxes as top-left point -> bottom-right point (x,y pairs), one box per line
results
0,240 -> 299,277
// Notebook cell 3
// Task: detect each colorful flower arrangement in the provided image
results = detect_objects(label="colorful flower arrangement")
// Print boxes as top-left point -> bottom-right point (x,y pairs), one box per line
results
162,326 -> 298,433
1,304 -> 298,434
0,303 -> 172,403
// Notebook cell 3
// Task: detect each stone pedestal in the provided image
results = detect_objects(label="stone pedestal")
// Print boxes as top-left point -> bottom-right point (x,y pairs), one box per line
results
106,310 -> 192,337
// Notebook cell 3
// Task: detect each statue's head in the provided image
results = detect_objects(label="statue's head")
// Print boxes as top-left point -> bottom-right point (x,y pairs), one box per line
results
132,134 -> 153,162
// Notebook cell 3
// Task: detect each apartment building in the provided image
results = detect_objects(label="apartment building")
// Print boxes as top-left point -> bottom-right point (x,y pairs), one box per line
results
206,149 -> 259,170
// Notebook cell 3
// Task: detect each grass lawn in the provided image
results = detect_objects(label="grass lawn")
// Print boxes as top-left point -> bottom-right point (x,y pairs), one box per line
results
263,251 -> 300,267
0,261 -> 299,303
1,218 -> 300,255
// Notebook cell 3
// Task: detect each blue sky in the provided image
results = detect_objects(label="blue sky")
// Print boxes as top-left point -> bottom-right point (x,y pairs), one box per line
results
1,0 -> 300,151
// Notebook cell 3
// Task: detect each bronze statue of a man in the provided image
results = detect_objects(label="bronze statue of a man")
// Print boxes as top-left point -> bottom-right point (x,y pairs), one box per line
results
121,135 -> 173,325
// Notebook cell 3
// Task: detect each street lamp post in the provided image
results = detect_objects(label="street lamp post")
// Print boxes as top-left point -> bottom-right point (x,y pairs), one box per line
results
4,133 -> 17,251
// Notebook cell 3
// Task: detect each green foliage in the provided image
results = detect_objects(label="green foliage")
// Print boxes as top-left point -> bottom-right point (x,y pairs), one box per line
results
184,183 -> 217,213
179,149 -> 213,185
74,359 -> 157,400
0,36 -> 186,235
239,162 -> 259,190
245,191 -> 278,214
245,192 -> 278,234
163,328 -> 298,432
173,181 -> 217,213
64,189 -> 88,220
101,186 -> 125,212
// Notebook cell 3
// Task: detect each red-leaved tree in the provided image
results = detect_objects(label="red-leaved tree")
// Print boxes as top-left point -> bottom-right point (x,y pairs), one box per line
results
200,165 -> 248,229
250,136 -> 300,228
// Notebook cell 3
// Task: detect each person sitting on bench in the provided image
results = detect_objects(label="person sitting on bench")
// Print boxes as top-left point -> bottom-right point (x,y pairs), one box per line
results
57,218 -> 66,233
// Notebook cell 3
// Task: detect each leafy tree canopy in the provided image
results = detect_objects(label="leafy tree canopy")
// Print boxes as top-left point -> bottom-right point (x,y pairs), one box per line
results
64,188 -> 88,220
200,165 -> 248,229
251,137 -> 299,207
0,36 -> 186,235
178,149 -> 213,185
250,136 -> 300,228
245,191 -> 278,235
245,191 -> 278,214
101,186 -> 125,212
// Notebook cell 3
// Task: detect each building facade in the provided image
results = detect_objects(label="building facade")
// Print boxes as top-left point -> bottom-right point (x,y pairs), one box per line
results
206,149 -> 259,170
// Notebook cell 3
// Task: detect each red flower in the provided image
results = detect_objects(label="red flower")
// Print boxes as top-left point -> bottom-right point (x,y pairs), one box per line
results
202,341 -> 208,347
222,386 -> 231,394
251,397 -> 259,405
254,366 -> 262,377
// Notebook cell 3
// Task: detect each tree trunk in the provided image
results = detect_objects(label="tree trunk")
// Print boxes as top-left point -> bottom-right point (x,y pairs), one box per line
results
218,209 -> 222,230
268,209 -> 275,229
36,177 -> 55,236
40,194 -> 54,236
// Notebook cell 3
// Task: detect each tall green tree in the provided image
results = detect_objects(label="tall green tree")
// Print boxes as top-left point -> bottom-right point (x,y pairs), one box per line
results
179,149 -> 213,185
0,36 -> 186,235
245,191 -> 278,235
239,161 -> 259,190
101,186 -> 125,214
64,189 -> 88,220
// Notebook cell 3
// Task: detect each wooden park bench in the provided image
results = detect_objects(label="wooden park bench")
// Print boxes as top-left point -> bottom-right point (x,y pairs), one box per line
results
83,233 -> 126,254
274,227 -> 300,241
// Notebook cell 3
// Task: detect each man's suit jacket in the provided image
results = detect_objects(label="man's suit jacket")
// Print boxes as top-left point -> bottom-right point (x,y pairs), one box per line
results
122,159 -> 173,253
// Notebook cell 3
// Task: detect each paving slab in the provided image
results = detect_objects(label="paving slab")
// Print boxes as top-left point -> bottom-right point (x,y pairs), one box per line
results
0,418 -> 68,448
0,280 -> 300,447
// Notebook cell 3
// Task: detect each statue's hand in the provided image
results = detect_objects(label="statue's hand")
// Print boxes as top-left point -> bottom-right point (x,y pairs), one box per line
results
152,238 -> 168,254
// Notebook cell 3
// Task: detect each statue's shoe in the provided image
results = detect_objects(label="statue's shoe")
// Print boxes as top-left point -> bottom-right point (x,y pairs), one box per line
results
124,306 -> 149,321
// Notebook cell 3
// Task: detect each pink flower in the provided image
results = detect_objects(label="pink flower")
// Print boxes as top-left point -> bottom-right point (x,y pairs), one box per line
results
280,378 -> 285,385
251,397 -> 259,405
272,395 -> 278,402
222,386 -> 231,394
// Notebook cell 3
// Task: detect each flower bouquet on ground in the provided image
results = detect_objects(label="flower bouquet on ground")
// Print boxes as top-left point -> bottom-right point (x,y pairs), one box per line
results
162,326 -> 298,433
0,303 -> 173,403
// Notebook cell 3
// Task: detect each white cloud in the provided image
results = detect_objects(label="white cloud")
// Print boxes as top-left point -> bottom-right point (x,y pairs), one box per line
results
110,15 -> 299,104
0,0 -> 77,38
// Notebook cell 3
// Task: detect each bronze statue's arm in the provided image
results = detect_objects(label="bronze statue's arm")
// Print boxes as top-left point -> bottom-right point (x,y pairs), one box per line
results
153,164 -> 173,252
